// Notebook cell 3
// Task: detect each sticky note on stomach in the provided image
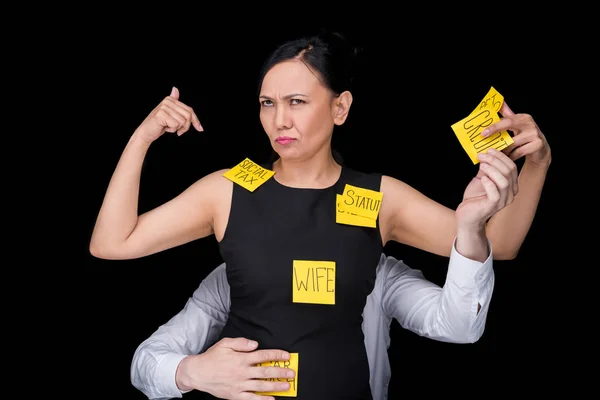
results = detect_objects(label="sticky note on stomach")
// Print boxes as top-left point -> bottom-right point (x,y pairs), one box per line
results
255,352 -> 299,397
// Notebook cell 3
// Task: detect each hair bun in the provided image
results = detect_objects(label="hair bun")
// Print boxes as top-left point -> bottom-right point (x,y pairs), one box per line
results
317,29 -> 363,58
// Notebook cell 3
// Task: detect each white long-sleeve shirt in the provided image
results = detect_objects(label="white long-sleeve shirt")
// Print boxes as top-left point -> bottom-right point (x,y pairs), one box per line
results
131,241 -> 494,399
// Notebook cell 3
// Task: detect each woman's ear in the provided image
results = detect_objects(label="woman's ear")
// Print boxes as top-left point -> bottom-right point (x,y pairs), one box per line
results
332,91 -> 353,125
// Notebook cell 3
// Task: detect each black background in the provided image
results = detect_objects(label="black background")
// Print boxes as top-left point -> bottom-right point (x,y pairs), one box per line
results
77,20 -> 581,398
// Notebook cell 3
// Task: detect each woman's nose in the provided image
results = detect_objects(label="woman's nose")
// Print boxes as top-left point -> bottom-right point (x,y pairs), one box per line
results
275,106 -> 292,130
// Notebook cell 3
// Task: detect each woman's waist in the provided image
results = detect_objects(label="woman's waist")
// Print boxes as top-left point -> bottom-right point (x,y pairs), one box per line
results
219,321 -> 371,399
221,314 -> 365,351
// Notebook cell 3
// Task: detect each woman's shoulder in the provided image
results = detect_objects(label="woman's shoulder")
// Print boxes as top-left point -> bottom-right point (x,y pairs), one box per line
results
195,168 -> 232,183
187,168 -> 234,196
342,168 -> 425,202
342,166 -> 384,191
343,165 -> 383,178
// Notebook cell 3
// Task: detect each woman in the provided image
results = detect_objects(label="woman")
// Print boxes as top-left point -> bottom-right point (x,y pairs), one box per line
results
90,32 -> 550,399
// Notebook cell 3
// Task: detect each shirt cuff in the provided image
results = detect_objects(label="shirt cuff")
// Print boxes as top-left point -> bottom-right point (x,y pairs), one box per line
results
446,237 -> 493,288
156,352 -> 190,397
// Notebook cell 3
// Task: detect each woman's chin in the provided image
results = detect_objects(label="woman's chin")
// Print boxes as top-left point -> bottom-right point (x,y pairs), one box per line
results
272,147 -> 302,160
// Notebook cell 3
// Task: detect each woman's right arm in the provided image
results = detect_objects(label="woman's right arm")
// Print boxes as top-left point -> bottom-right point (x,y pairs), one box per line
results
89,87 -> 225,260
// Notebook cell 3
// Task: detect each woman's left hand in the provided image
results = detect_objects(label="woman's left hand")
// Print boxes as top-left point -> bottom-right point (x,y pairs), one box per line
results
481,101 -> 551,166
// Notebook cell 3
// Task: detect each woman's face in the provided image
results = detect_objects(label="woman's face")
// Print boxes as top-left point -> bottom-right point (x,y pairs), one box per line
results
259,60 -> 339,161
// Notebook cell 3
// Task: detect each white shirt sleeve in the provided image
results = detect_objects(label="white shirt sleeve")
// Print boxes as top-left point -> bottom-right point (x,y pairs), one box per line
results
380,238 -> 494,343
130,263 -> 231,399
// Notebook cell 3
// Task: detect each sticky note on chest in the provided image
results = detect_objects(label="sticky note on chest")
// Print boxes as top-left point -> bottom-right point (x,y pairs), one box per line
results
255,353 -> 299,397
451,86 -> 514,164
293,260 -> 335,305
222,158 -> 274,191
337,184 -> 383,221
336,194 -> 376,228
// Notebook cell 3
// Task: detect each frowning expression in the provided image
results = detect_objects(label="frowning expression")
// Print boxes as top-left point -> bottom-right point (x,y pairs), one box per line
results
259,60 -> 339,160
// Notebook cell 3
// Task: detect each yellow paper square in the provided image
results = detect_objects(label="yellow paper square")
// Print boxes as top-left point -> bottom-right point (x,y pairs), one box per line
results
292,260 -> 335,305
472,86 -> 504,114
338,184 -> 383,220
451,87 -> 514,164
255,352 -> 299,397
335,194 -> 376,228
222,158 -> 275,192
451,110 -> 513,164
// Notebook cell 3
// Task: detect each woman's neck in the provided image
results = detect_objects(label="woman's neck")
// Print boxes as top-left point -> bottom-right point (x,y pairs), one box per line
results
273,153 -> 341,189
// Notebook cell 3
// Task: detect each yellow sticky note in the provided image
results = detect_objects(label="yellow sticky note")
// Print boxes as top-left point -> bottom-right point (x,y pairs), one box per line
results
451,87 -> 514,164
338,184 -> 383,220
222,158 -> 275,192
473,86 -> 505,114
336,194 -> 376,228
255,353 -> 299,397
292,260 -> 335,305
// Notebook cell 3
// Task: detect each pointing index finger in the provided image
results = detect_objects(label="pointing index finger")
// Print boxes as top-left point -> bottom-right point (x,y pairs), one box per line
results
481,102 -> 516,137
191,111 -> 204,131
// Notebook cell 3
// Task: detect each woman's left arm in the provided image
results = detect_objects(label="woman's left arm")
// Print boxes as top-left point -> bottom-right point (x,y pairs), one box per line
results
481,102 -> 551,259
379,101 -> 550,260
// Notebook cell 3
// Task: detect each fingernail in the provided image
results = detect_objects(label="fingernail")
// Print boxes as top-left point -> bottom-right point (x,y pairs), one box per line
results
487,148 -> 498,154
248,340 -> 258,347
478,153 -> 487,160
287,370 -> 295,378
481,129 -> 489,137
283,352 -> 290,360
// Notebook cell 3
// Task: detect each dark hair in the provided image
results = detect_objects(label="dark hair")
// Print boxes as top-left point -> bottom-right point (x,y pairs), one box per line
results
257,29 -> 363,97
259,30 -> 363,165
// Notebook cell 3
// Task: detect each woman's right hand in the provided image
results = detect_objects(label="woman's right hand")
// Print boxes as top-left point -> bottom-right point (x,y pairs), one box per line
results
134,86 -> 204,144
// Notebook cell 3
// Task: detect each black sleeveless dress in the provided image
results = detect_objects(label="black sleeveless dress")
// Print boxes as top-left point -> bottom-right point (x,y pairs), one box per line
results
212,164 -> 383,400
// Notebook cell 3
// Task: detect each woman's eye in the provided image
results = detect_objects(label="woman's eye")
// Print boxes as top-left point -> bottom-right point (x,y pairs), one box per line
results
260,99 -> 304,107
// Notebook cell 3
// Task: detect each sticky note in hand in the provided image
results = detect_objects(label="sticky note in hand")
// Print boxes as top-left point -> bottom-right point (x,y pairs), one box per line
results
451,86 -> 514,164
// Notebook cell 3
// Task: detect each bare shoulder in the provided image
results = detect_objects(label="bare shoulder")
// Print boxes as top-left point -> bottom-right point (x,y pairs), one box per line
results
380,175 -> 423,201
195,169 -> 234,241
379,175 -> 416,241
195,168 -> 232,184
379,174 -> 455,255
188,168 -> 233,195
177,168 -> 233,224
